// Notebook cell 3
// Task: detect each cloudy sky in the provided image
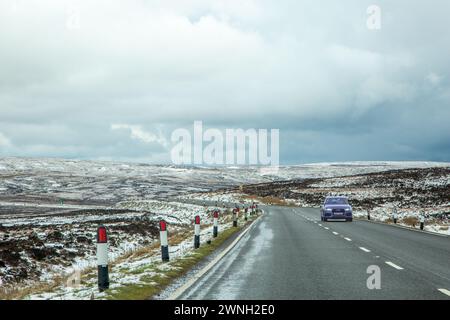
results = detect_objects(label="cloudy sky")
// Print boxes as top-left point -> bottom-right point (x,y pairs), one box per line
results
0,0 -> 449,165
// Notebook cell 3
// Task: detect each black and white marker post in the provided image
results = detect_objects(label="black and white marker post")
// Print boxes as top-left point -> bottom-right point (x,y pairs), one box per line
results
233,209 -> 238,227
213,211 -> 219,238
97,226 -> 109,292
194,215 -> 200,249
367,211 -> 371,220
420,214 -> 425,230
244,207 -> 248,221
160,220 -> 169,262
393,209 -> 398,224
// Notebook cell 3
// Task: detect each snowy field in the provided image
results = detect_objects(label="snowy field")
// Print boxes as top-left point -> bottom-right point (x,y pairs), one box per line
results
1,158 -> 448,205
238,166 -> 450,235
0,157 -> 449,298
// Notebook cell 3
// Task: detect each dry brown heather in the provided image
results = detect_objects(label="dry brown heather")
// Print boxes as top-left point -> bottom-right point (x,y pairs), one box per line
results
0,209 -> 160,287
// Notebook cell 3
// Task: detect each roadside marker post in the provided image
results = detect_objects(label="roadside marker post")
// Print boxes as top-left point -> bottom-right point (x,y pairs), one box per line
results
194,215 -> 201,249
233,209 -> 238,227
160,220 -> 169,262
213,211 -> 219,238
367,211 -> 371,220
96,226 -> 109,292
393,209 -> 398,224
420,214 -> 425,230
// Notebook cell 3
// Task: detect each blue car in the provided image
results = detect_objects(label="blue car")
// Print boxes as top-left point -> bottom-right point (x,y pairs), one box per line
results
321,196 -> 353,222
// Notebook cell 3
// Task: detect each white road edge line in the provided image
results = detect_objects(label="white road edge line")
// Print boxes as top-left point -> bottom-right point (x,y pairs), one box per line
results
344,237 -> 352,241
437,288 -> 450,297
385,261 -> 404,270
361,219 -> 448,238
332,231 -> 338,235
166,215 -> 262,300
359,247 -> 371,253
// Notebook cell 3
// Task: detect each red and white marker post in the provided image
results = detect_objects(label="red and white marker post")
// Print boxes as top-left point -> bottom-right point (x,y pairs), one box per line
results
160,220 -> 169,262
194,215 -> 201,249
96,226 -> 109,292
213,211 -> 219,238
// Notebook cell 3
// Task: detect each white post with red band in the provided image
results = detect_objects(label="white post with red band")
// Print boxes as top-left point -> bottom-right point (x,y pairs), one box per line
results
96,225 -> 109,292
160,220 -> 169,261
213,211 -> 219,238
194,215 -> 200,249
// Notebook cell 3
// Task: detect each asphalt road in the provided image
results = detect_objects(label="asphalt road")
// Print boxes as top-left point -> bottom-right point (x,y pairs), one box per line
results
178,206 -> 450,299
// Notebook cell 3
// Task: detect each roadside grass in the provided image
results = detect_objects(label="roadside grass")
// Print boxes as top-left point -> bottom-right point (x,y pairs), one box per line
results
104,218 -> 255,300
1,229 -> 194,300
242,194 -> 296,207
358,215 -> 449,234
401,216 -> 419,227
1,212 -> 253,300
0,275 -> 65,300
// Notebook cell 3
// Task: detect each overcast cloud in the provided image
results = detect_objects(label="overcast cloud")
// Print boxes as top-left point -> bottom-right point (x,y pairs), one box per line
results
0,0 -> 449,164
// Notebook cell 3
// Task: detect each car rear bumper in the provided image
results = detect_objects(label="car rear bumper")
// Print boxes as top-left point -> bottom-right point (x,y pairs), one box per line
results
325,217 -> 352,221
322,213 -> 352,219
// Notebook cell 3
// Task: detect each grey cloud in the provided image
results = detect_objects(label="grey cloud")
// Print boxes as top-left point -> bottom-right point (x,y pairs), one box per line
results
0,0 -> 449,163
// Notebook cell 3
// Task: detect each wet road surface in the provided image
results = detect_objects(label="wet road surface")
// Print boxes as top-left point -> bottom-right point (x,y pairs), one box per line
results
178,206 -> 450,299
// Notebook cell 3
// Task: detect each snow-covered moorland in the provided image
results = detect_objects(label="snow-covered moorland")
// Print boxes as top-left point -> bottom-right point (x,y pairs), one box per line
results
238,166 -> 450,235
0,157 -> 449,298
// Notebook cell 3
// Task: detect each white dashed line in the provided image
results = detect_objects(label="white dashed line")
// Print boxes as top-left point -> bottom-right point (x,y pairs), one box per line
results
324,227 -> 329,230
385,261 -> 404,270
359,247 -> 371,253
438,289 -> 450,297
318,224 -> 322,227
332,231 -> 339,235
344,237 -> 352,242
313,221 -> 317,224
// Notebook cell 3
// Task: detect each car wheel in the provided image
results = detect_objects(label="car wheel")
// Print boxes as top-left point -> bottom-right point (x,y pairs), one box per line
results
347,218 -> 353,222
323,218 -> 327,222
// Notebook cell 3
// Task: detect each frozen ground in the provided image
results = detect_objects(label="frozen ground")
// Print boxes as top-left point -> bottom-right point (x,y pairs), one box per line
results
0,157 -> 449,298
24,213 -> 236,300
1,158 -> 448,205
238,166 -> 450,235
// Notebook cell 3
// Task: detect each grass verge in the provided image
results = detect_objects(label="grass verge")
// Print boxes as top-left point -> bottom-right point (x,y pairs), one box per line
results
104,217 -> 257,300
242,194 -> 296,206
